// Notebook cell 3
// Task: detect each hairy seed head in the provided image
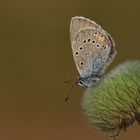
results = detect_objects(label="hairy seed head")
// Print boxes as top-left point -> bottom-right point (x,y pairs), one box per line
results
81,61 -> 140,136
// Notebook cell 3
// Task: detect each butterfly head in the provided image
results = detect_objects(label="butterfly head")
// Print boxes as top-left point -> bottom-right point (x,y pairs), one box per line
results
76,75 -> 100,88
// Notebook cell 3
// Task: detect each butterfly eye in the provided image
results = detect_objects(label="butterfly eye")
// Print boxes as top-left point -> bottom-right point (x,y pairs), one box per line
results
92,40 -> 96,44
79,80 -> 83,85
77,78 -> 84,86
79,47 -> 83,50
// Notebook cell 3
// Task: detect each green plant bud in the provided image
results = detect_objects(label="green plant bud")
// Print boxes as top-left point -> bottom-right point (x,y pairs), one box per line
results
81,61 -> 140,137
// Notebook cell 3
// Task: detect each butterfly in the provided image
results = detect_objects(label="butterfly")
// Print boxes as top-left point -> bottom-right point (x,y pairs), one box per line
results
70,16 -> 117,87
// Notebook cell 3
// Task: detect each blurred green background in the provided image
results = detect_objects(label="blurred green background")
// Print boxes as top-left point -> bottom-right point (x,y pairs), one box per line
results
0,0 -> 140,139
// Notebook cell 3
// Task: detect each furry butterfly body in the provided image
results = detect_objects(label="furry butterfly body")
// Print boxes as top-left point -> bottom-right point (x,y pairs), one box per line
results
70,16 -> 117,87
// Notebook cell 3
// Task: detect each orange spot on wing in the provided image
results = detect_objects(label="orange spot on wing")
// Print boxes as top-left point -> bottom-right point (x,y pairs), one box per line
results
98,34 -> 105,42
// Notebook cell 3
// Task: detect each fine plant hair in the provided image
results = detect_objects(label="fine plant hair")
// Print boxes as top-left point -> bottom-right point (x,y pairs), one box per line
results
81,61 -> 140,138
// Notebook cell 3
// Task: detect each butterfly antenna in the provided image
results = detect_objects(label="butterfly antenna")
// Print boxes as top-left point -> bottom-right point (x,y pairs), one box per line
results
65,81 -> 76,102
